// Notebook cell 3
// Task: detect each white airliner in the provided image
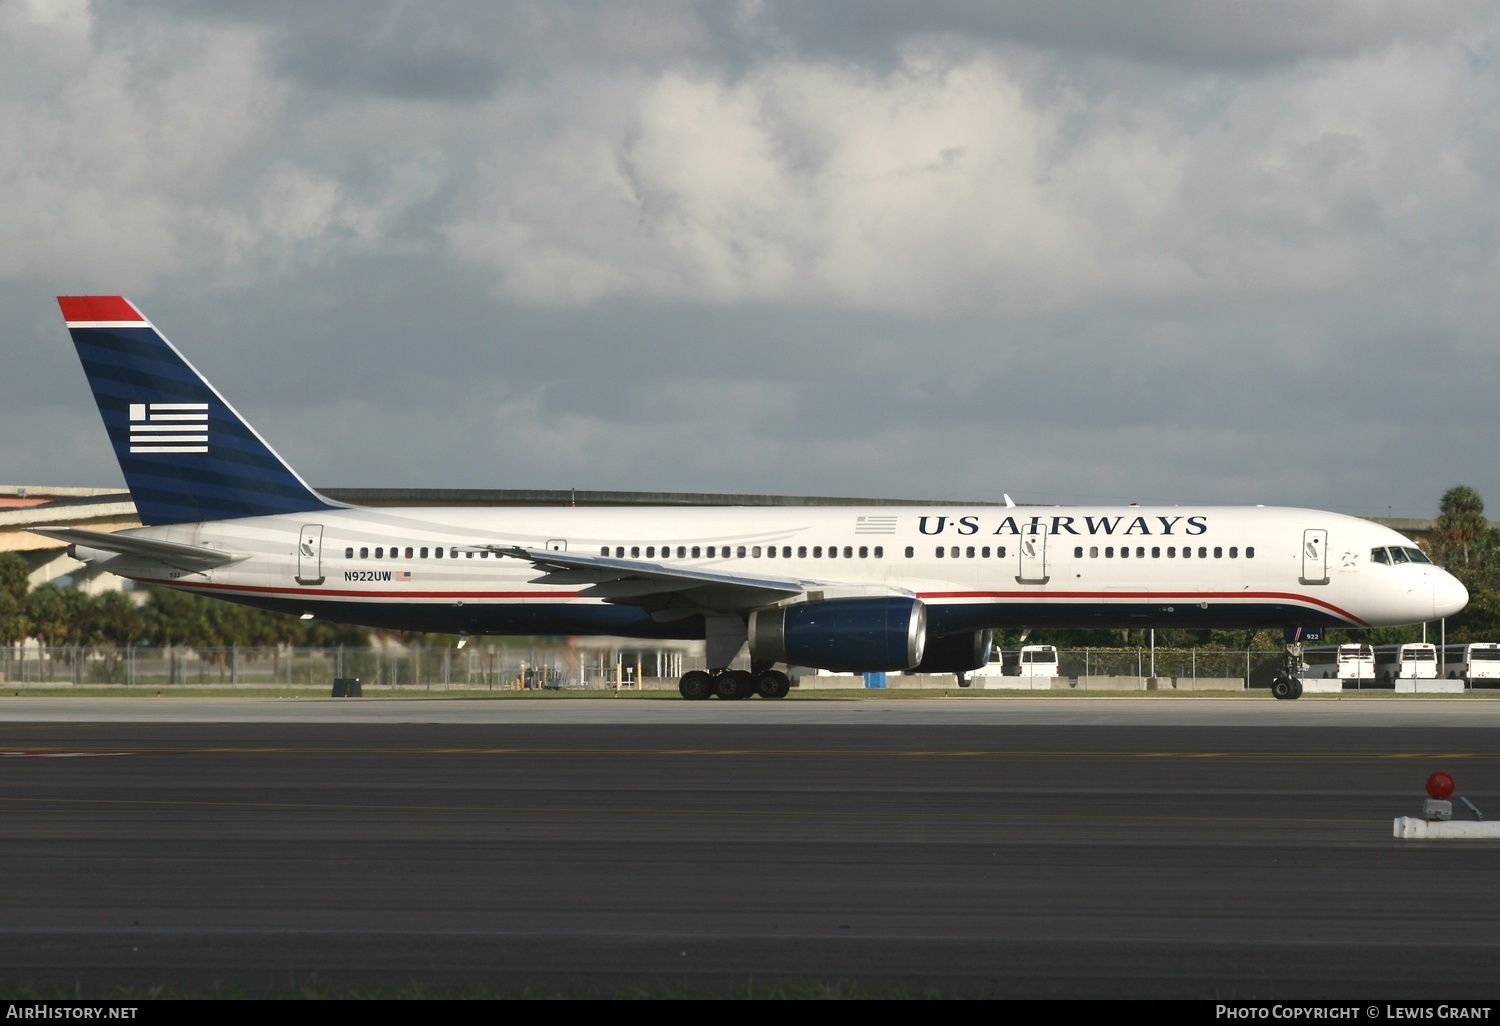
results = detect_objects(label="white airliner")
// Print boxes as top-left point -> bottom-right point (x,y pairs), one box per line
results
32,296 -> 1467,701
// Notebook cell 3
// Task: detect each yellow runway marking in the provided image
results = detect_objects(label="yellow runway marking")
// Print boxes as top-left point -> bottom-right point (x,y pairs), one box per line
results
0,744 -> 1495,761
0,793 -> 1393,827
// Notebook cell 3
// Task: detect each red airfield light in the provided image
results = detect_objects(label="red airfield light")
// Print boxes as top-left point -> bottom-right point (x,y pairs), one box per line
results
1427,772 -> 1455,800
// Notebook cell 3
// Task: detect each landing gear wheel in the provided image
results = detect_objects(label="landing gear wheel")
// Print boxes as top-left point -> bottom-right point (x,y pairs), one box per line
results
713,670 -> 755,700
1290,679 -> 1303,700
679,670 -> 714,700
754,670 -> 791,699
1271,676 -> 1296,700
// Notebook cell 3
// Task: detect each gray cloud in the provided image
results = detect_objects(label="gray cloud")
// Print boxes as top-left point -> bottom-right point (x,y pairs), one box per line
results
1,1 -> 1498,522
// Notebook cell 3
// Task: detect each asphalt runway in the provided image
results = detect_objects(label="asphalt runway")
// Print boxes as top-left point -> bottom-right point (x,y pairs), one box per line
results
0,701 -> 1497,998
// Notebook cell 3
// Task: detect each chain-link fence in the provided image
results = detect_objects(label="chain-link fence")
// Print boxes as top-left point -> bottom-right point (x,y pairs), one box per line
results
0,644 -> 1303,689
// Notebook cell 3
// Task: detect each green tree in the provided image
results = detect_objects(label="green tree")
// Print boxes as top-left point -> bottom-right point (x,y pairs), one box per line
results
1437,485 -> 1488,566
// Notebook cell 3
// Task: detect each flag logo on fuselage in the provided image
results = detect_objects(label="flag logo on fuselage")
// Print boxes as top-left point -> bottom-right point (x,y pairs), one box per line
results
129,403 -> 208,454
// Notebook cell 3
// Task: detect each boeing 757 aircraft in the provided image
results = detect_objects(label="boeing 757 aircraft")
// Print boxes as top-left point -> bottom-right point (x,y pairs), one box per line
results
31,296 -> 1467,700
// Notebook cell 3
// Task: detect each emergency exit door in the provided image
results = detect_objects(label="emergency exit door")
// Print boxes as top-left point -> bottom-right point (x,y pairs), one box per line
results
1017,524 -> 1050,584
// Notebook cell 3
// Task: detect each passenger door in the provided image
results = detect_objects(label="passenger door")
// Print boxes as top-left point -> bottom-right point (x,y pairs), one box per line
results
1300,528 -> 1328,585
296,524 -> 325,585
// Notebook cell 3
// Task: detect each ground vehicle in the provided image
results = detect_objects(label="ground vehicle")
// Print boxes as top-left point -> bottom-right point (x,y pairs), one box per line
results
1303,644 -> 1376,683
1374,643 -> 1437,683
1440,643 -> 1500,684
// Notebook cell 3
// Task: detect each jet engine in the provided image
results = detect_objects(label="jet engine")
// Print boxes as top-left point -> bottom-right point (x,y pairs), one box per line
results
911,629 -> 993,674
748,597 -> 926,672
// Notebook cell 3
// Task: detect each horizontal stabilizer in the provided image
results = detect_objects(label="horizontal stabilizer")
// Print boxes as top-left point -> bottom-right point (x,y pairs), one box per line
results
28,526 -> 249,572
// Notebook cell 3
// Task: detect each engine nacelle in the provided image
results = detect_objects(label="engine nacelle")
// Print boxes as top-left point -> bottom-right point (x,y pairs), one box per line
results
911,629 -> 993,674
748,597 -> 926,672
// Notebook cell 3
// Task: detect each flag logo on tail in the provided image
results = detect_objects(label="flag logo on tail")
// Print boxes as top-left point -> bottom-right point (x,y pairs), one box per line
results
129,403 -> 208,454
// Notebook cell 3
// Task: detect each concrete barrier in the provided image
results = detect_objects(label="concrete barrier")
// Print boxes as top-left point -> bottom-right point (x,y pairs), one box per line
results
980,675 -> 1063,690
1166,677 -> 1246,691
1061,676 -> 1145,691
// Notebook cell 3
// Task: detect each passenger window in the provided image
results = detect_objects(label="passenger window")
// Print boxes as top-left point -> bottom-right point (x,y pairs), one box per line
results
860,546 -> 868,558
766,546 -> 775,558
1090,546 -> 1098,558
692,546 -> 702,558
1074,547 -> 1083,558
996,546 -> 1006,558
935,546 -> 944,558
844,546 -> 854,558
1136,547 -> 1145,558
751,546 -> 761,558
1167,547 -> 1175,557
375,547 -> 383,559
678,546 -> 687,558
434,548 -> 443,559
405,547 -> 413,559
1214,547 -> 1222,558
420,547 -> 428,558
465,551 -> 473,559
828,546 -> 837,558
966,546 -> 975,558
450,548 -> 458,558
1105,546 -> 1114,558
983,547 -> 991,558
630,546 -> 640,558
1183,547 -> 1191,559
480,551 -> 488,558
782,546 -> 791,558
615,547 -> 624,558
1246,547 -> 1255,558
816,546 -> 824,558
601,546 -> 609,556
646,547 -> 655,558
1229,547 -> 1238,558
1198,547 -> 1207,558
874,547 -> 883,558
798,546 -> 807,558
1151,547 -> 1160,558
345,547 -> 354,559
1121,547 -> 1129,559
904,546 -> 912,558
737,546 -> 746,558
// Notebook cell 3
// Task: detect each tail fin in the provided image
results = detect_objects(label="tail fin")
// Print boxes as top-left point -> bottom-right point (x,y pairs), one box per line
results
58,296 -> 342,526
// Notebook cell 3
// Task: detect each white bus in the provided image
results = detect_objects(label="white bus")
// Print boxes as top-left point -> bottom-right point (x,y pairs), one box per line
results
1374,643 -> 1437,684
1440,643 -> 1500,685
1303,644 -> 1376,684
975,645 -> 1060,688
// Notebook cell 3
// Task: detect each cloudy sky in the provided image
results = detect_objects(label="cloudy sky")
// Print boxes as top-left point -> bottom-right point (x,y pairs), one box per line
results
2,0 -> 1497,517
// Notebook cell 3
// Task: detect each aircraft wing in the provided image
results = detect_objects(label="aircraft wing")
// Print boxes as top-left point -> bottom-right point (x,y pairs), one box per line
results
491,545 -> 804,613
28,526 -> 250,572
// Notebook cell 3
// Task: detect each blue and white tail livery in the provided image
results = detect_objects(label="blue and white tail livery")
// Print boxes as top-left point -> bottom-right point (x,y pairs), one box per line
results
36,296 -> 1468,700
58,296 -> 340,525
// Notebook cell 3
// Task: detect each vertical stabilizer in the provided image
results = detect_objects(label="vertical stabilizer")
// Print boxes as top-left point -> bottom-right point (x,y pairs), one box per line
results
58,296 -> 341,526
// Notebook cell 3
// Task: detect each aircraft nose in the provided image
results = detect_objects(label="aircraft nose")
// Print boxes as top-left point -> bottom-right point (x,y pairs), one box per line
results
1434,571 -> 1469,619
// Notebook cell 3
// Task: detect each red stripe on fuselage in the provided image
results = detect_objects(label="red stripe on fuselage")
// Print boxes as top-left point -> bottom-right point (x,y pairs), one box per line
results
145,578 -> 1367,625
57,296 -> 143,323
916,590 -> 1369,626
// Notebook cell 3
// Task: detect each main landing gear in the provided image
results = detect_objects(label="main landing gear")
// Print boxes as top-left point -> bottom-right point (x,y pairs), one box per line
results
677,668 -> 791,700
1270,638 -> 1306,700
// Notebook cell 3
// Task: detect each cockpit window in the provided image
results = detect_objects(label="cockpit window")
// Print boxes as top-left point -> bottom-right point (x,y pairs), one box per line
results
1389,547 -> 1410,564
1404,547 -> 1431,564
1371,547 -> 1390,565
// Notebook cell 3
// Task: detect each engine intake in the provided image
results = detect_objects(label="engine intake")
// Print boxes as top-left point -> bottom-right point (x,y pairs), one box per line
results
749,597 -> 926,672
912,629 -> 994,674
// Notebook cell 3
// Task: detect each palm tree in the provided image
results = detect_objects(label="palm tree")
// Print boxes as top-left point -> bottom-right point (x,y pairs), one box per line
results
1438,485 -> 1488,565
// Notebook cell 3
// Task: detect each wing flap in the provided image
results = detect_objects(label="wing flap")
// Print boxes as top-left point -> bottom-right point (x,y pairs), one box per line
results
493,545 -> 804,610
